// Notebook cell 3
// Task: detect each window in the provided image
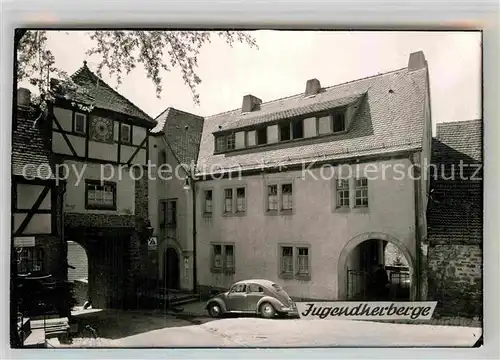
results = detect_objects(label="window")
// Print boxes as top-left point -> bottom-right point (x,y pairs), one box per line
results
355,177 -> 369,207
267,182 -> 294,214
318,115 -> 332,135
279,122 -> 291,141
222,186 -> 246,215
267,185 -> 278,211
225,244 -> 234,271
215,136 -> 226,152
236,187 -> 246,212
74,112 -> 86,134
224,189 -> 233,213
248,284 -> 264,293
164,200 -> 177,238
257,127 -> 267,145
121,123 -> 132,144
281,247 -> 294,275
213,244 -> 222,270
204,190 -> 213,214
246,131 -> 256,147
17,247 -> 44,274
271,283 -> 283,292
279,245 -> 311,280
292,119 -> 304,139
85,180 -> 116,210
281,184 -> 293,210
336,179 -> 350,208
226,133 -> 235,150
211,243 -> 235,273
333,112 -> 346,132
297,247 -> 309,275
230,283 -> 246,293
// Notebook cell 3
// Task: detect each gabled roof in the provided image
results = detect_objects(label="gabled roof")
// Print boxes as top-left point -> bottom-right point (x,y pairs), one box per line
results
435,119 -> 482,163
427,119 -> 483,245
12,107 -> 56,180
153,107 -> 204,165
51,61 -> 154,125
196,65 -> 429,175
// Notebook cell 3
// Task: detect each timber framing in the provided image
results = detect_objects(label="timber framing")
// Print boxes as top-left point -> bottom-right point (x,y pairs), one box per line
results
50,101 -> 150,166
12,175 -> 59,237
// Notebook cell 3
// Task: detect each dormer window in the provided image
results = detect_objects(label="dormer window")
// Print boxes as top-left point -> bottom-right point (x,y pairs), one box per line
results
216,136 -> 226,152
333,112 -> 346,132
227,133 -> 235,150
257,127 -> 267,145
318,115 -> 332,135
279,123 -> 291,141
215,133 -> 236,152
213,105 -> 352,154
292,119 -> 304,139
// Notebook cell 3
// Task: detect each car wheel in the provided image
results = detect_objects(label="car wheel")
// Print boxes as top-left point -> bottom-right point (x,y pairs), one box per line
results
259,302 -> 276,319
207,303 -> 223,318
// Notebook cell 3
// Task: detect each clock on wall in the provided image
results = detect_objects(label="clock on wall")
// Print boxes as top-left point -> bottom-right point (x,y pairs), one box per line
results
90,116 -> 113,143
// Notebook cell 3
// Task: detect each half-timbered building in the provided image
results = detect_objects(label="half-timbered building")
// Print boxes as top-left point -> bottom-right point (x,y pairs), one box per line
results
48,61 -> 157,309
12,87 -> 68,344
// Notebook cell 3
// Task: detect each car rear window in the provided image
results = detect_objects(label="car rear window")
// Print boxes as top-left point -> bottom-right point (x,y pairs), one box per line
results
272,284 -> 283,291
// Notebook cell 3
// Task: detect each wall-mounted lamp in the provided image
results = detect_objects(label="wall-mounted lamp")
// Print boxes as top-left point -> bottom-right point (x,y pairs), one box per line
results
145,219 -> 154,237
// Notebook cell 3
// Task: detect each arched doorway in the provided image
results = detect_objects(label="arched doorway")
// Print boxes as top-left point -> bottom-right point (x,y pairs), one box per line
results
67,240 -> 89,307
338,232 -> 415,301
164,247 -> 180,290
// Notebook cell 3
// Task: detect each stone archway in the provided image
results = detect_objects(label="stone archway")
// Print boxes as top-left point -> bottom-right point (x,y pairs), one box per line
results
66,240 -> 90,307
337,232 -> 416,301
67,240 -> 89,282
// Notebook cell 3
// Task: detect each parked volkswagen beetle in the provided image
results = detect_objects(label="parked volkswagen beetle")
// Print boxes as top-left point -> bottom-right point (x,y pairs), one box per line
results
205,279 -> 299,319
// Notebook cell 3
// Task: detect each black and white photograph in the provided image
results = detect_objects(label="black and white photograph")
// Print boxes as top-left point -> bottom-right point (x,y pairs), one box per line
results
8,28 -> 484,349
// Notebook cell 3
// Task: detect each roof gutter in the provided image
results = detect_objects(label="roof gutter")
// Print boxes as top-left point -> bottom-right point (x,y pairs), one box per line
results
195,147 -> 421,180
411,152 -> 422,301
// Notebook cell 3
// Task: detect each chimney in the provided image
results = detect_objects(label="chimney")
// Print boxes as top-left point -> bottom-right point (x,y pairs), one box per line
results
305,78 -> 321,97
17,88 -> 31,108
242,95 -> 262,113
408,51 -> 427,72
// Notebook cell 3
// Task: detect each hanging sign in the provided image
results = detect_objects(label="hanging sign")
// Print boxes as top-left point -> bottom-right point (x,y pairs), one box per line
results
14,237 -> 35,248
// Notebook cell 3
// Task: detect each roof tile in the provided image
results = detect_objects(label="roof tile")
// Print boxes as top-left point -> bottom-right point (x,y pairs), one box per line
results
428,120 -> 483,245
154,108 -> 204,165
12,108 -> 56,180
196,66 -> 429,174
52,63 -> 154,125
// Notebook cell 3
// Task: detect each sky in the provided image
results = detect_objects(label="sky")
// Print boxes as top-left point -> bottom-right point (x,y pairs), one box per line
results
19,30 -> 481,134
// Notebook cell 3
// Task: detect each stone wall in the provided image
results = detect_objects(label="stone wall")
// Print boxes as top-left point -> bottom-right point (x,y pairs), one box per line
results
35,235 -> 64,277
427,244 -> 482,318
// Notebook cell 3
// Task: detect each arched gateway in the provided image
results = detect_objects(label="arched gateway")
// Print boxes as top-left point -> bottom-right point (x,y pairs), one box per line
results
337,232 -> 416,301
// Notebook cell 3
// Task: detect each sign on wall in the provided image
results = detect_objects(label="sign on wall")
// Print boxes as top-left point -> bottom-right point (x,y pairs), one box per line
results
148,236 -> 158,250
14,236 -> 35,248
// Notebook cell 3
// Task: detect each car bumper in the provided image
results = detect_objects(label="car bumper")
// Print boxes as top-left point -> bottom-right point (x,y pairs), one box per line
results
280,307 -> 300,317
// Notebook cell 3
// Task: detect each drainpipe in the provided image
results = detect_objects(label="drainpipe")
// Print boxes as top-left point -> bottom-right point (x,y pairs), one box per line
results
412,153 -> 422,301
59,179 -> 68,316
191,174 -> 197,293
